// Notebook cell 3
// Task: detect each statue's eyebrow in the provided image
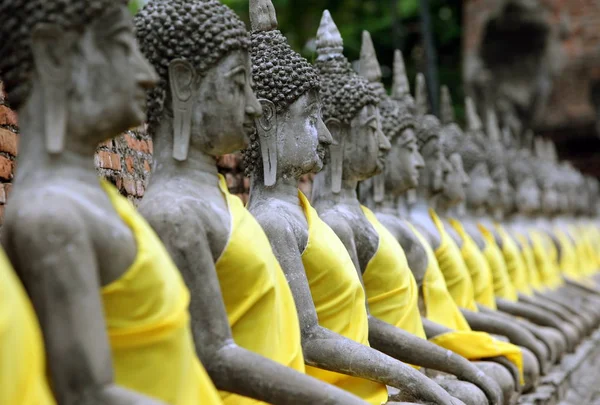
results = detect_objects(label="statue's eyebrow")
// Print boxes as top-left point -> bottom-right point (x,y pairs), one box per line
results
224,65 -> 246,78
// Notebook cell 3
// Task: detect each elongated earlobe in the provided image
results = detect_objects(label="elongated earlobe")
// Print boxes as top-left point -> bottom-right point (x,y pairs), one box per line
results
326,118 -> 344,194
169,59 -> 195,161
256,99 -> 277,186
31,24 -> 72,154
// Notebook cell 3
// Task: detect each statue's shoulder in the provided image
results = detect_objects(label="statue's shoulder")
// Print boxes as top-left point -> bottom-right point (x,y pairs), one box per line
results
396,220 -> 428,278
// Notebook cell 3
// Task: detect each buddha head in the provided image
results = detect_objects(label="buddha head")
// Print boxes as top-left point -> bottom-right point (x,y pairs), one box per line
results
359,32 -> 423,199
391,50 -> 416,116
135,0 -> 261,161
314,11 -> 388,192
242,0 -> 327,186
0,0 -> 157,153
439,152 -> 470,209
414,74 -> 447,196
442,89 -> 494,212
472,102 -> 512,216
531,138 -> 560,216
506,132 -> 540,216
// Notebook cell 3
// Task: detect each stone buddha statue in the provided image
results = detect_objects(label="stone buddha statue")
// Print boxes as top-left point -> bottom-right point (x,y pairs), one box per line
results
353,33 -> 513,405
243,5 -> 466,404
135,1 -> 363,404
0,0 -> 228,404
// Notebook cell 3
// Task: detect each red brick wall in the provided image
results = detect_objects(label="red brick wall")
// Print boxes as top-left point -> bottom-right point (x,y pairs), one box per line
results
463,0 -> 600,131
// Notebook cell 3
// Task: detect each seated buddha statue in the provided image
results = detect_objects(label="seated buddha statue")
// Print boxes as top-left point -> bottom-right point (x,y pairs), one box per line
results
136,1 -> 365,403
244,5 -> 468,404
0,1 -> 221,404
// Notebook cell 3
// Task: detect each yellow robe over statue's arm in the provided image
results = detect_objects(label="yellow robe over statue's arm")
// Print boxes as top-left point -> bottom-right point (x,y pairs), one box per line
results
407,223 -> 523,382
449,219 -> 497,310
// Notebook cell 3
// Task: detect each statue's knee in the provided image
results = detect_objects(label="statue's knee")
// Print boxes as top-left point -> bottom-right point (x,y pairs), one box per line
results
520,346 -> 540,393
434,379 -> 487,405
474,361 -> 515,405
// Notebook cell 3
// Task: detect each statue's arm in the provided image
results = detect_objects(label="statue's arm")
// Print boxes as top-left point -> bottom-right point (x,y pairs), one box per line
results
421,318 -> 453,338
367,317 -> 503,405
319,216 -> 461,405
3,208 -> 165,405
150,212 -> 364,405
495,298 -> 577,351
258,215 -> 456,405
464,308 -> 548,372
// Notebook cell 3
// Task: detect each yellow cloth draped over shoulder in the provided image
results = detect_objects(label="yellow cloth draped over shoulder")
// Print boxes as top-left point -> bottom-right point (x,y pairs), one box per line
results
430,210 -> 478,311
449,219 -> 496,309
495,226 -> 533,297
100,180 -> 222,405
361,206 -> 426,339
515,234 -> 542,291
407,223 -> 523,381
478,224 -> 518,302
212,176 -> 305,404
529,230 -> 562,290
298,192 -> 388,405
0,249 -> 56,405
555,228 -> 579,279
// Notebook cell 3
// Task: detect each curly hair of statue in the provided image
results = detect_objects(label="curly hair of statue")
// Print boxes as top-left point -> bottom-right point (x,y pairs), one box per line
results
315,55 -> 379,125
379,98 -> 416,142
242,26 -> 320,177
0,0 -> 128,109
134,0 -> 249,134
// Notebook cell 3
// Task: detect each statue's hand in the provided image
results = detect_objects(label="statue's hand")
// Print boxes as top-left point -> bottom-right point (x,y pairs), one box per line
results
98,385 -> 167,405
471,372 -> 503,405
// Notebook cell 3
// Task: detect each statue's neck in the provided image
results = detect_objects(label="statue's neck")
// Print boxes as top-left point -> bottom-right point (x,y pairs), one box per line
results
247,169 -> 300,209
15,97 -> 99,186
312,163 -> 361,210
377,192 -> 400,215
148,114 -> 220,188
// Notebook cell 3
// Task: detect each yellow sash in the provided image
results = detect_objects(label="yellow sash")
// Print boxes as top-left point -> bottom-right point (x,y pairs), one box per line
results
496,225 -> 533,296
516,235 -> 543,291
298,193 -> 388,405
407,223 -> 524,381
449,219 -> 497,309
100,180 -> 222,405
529,230 -> 561,290
478,224 -> 518,302
0,249 -> 55,405
211,176 -> 305,404
430,210 -> 478,311
361,206 -> 427,339
554,228 -> 579,279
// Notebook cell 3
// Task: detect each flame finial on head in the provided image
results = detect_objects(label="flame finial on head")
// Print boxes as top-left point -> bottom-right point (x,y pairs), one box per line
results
250,0 -> 278,32
415,73 -> 428,116
316,10 -> 344,60
485,107 -> 501,142
440,85 -> 455,125
359,30 -> 381,83
465,97 -> 483,132
392,50 -> 410,100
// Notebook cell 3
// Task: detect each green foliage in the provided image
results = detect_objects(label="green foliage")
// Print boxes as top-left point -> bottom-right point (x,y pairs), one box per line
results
220,0 -> 464,122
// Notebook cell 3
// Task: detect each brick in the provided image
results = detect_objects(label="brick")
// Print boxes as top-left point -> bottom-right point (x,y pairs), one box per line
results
0,105 -> 17,126
143,159 -> 151,173
4,183 -> 12,200
125,133 -> 142,151
0,128 -> 17,156
218,154 -> 237,169
0,156 -> 13,180
125,156 -> 134,174
96,150 -> 122,171
243,176 -> 250,191
122,177 -> 136,196
139,140 -> 151,153
136,180 -> 145,197
147,139 -> 154,154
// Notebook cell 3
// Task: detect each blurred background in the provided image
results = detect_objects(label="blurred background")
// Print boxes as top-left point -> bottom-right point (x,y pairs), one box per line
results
128,0 -> 600,177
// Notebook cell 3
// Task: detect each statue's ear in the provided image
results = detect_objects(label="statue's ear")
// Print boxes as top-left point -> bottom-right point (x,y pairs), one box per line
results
256,99 -> 278,187
31,23 -> 73,154
325,118 -> 344,193
168,59 -> 196,161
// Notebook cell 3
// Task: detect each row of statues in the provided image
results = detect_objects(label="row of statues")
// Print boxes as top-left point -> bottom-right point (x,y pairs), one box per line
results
1,0 -> 599,404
